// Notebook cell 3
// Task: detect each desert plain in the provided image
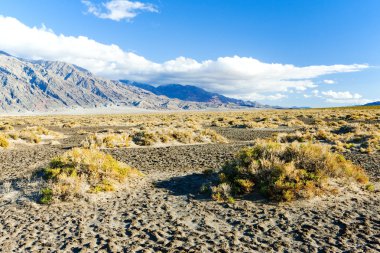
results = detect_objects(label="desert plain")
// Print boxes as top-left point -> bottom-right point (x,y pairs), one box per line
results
0,107 -> 379,253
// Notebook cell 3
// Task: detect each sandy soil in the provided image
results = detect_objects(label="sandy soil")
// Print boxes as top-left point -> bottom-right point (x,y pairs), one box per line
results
0,127 -> 379,252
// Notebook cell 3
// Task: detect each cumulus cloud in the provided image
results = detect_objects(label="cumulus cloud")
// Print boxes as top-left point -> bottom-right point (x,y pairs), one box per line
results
320,90 -> 372,104
323,79 -> 335,84
243,93 -> 287,101
321,90 -> 362,100
82,0 -> 158,21
0,16 -> 369,101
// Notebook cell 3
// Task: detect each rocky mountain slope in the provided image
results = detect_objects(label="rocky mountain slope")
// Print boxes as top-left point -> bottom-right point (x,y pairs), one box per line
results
121,81 -> 269,108
0,52 -> 248,113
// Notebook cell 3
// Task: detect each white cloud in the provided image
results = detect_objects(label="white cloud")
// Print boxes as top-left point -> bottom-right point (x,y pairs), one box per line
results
82,0 -> 158,21
321,90 -> 362,100
324,98 -> 373,104
320,90 -> 372,104
323,79 -> 335,84
0,16 -> 369,101
311,90 -> 320,96
244,93 -> 287,101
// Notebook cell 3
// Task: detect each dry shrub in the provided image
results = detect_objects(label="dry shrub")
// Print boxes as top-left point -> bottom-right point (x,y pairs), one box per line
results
82,133 -> 131,148
18,126 -> 62,143
40,148 -> 142,203
211,140 -> 369,202
0,134 -> 9,148
278,131 -> 313,143
333,124 -> 360,135
201,129 -> 228,143
19,130 -> 41,143
132,131 -> 158,146
82,127 -> 227,148
0,126 -> 63,146
131,128 -> 227,146
0,124 -> 14,131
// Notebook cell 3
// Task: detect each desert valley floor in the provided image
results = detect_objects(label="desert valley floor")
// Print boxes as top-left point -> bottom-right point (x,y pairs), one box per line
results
0,109 -> 379,252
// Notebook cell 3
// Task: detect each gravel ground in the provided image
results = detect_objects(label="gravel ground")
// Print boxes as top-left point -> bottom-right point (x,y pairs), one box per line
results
0,127 -> 379,252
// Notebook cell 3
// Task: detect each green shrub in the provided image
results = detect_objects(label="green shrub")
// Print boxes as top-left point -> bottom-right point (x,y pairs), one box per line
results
366,184 -> 375,192
39,188 -> 53,204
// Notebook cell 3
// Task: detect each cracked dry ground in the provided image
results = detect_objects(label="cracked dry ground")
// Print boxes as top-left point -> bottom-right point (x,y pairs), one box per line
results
0,127 -> 379,253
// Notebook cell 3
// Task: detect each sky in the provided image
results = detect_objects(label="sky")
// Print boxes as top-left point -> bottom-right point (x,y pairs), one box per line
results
0,0 -> 379,107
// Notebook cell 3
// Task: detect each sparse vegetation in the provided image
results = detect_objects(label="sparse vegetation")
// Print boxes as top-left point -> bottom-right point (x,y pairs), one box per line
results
1,108 -> 379,153
210,140 -> 369,202
40,148 -> 142,203
0,125 -> 63,147
81,126 -> 227,148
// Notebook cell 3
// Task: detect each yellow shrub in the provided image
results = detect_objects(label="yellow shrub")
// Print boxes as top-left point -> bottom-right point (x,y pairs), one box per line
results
0,134 -> 9,148
40,148 -> 142,203
211,140 -> 369,202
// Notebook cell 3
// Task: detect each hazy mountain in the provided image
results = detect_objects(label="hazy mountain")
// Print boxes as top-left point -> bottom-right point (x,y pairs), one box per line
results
364,101 -> 380,106
120,81 -> 269,108
0,52 -> 248,113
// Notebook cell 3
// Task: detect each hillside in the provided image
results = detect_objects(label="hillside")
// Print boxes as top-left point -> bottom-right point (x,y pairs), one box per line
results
0,52 -> 245,113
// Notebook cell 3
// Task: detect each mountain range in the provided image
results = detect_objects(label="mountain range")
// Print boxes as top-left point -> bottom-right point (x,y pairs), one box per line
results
364,101 -> 380,106
119,81 -> 269,108
0,51 -> 269,113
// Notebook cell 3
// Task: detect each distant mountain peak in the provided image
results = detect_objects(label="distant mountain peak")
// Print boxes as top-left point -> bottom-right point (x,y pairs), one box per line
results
121,81 -> 271,108
364,101 -> 380,106
0,50 -> 12,57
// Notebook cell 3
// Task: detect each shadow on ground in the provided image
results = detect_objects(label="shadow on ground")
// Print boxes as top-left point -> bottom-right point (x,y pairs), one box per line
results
0,168 -> 48,205
155,172 -> 269,204
155,173 -> 216,200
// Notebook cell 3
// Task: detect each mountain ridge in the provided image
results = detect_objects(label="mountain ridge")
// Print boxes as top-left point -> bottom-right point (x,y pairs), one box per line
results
120,81 -> 271,108
0,51 -> 262,113
364,101 -> 380,106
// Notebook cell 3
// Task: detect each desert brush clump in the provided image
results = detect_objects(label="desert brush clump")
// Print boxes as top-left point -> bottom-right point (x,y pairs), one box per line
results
210,140 -> 369,202
81,127 -> 227,148
277,131 -> 313,143
277,122 -> 380,153
19,129 -> 42,143
132,131 -> 159,146
0,124 -> 14,131
0,134 -> 10,148
40,148 -> 142,203
82,133 -> 131,148
131,127 -> 228,145
0,126 -> 64,146
18,126 -> 63,144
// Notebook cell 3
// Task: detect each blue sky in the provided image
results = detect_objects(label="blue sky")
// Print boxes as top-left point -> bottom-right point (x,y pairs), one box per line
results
0,0 -> 379,107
